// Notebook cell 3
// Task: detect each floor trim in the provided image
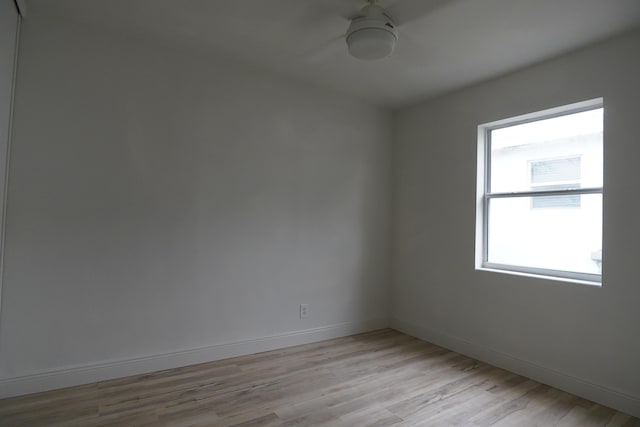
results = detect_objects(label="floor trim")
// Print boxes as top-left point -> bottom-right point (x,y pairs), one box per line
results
0,317 -> 388,399
390,317 -> 640,418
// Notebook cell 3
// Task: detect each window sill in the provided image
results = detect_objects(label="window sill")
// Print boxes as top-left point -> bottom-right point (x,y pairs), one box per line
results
476,266 -> 602,287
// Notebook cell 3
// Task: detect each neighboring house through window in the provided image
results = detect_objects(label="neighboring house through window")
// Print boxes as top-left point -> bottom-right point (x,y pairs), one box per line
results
529,157 -> 582,209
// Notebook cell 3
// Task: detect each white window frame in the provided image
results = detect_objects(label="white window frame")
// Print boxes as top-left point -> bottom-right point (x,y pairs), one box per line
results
475,98 -> 603,285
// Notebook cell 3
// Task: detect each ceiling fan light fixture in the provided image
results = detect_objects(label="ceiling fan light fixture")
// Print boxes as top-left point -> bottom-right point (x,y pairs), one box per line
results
347,28 -> 397,60
346,5 -> 398,61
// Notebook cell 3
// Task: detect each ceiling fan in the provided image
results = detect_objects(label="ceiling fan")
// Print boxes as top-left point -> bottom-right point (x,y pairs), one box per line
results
346,0 -> 398,60
307,0 -> 453,62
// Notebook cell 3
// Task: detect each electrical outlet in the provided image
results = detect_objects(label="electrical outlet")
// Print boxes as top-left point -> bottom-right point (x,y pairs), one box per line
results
300,304 -> 309,319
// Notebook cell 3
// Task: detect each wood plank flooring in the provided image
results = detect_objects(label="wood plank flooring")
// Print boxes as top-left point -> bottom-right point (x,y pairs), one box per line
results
0,329 -> 638,426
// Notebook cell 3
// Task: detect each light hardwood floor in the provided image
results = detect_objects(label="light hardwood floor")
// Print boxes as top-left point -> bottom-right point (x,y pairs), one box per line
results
0,329 -> 638,426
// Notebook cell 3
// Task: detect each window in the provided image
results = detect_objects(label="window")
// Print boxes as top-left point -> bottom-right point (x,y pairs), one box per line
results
476,99 -> 603,284
529,157 -> 582,209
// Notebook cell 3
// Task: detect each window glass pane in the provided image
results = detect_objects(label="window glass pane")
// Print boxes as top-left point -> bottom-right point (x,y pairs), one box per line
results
487,194 -> 602,275
490,109 -> 603,193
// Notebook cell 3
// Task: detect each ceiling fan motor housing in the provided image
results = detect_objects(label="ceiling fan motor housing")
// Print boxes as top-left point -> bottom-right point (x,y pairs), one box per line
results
346,5 -> 398,60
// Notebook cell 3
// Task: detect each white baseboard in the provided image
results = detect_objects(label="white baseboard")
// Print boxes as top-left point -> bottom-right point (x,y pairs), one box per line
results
390,317 -> 640,418
0,318 -> 388,399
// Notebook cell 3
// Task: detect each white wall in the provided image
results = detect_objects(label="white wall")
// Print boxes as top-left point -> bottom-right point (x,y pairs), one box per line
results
0,16 -> 390,394
392,30 -> 640,416
0,0 -> 19,308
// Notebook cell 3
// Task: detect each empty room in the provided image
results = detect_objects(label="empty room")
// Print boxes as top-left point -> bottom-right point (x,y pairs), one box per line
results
0,0 -> 639,425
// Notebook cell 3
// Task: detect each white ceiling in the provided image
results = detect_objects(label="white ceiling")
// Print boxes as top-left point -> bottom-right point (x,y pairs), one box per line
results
26,0 -> 640,108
